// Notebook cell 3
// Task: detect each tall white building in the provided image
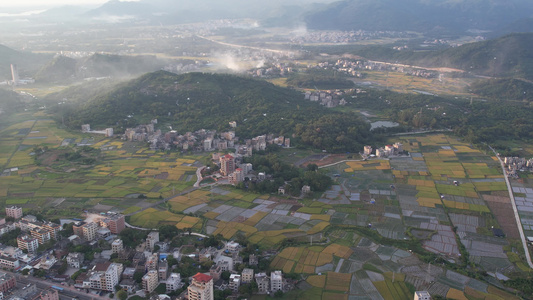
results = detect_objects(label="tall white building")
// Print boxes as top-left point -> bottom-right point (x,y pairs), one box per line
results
5,206 -> 22,219
111,239 -> 123,254
229,274 -> 241,292
146,232 -> 159,251
270,271 -> 283,292
165,273 -> 182,293
241,268 -> 254,283
414,291 -> 431,300
104,263 -> 122,292
142,270 -> 159,293
82,222 -> 98,241
17,235 -> 39,253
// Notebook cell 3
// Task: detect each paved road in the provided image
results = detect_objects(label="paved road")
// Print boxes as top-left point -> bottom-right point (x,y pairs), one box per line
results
390,129 -> 453,136
317,159 -> 365,169
490,145 -> 533,269
10,271 -> 107,300
193,166 -> 205,188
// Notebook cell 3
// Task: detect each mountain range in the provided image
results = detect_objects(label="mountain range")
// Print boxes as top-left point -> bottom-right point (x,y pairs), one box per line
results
6,0 -> 533,36
304,0 -> 533,35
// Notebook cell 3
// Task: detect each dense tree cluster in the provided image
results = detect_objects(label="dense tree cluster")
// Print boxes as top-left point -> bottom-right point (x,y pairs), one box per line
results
351,87 -> 533,149
294,114 -> 371,152
470,78 -> 533,101
52,71 -> 371,153
286,71 -> 354,89
239,153 -> 332,195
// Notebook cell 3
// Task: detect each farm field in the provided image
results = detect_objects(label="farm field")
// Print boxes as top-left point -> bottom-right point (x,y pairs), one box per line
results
1,112 -> 531,299
350,70 -> 474,97
127,132 -> 530,299
0,112 -> 200,219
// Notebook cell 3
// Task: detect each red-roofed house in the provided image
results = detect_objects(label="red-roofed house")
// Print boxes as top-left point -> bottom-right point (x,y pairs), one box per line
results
188,273 -> 213,300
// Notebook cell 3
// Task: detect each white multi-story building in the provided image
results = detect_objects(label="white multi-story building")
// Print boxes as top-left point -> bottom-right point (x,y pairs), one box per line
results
5,206 -> 22,219
0,256 -> 19,270
165,273 -> 182,293
364,145 -> 373,155
66,253 -> 84,268
111,239 -> 123,254
146,232 -> 159,251
17,235 -> 39,253
255,273 -> 269,294
142,270 -> 159,293
414,291 -> 431,300
88,263 -> 123,292
241,268 -> 254,283
229,274 -> 241,292
104,263 -> 122,292
82,222 -> 98,241
270,271 -> 283,292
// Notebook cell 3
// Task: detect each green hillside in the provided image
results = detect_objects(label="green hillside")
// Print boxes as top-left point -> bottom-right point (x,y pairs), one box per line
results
0,45 -> 52,81
55,71 -> 371,152
34,56 -> 77,83
470,78 -> 533,101
0,88 -> 24,114
311,33 -> 533,80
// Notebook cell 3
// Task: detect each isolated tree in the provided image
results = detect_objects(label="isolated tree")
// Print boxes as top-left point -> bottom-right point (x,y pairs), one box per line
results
116,290 -> 127,300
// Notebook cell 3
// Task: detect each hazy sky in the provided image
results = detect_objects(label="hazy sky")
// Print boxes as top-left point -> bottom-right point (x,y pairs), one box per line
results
1,0 -> 137,8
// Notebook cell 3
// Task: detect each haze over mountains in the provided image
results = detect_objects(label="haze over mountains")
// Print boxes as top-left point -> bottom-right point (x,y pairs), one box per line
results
2,0 -> 532,36
305,0 -> 533,35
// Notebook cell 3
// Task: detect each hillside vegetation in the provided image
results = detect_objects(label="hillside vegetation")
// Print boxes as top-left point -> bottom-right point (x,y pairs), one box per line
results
470,78 -> 533,101
0,45 -> 52,81
308,33 -> 533,80
54,71 -> 371,152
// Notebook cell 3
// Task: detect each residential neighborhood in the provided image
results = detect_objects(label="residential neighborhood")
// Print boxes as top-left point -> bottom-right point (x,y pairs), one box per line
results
0,206 -> 292,300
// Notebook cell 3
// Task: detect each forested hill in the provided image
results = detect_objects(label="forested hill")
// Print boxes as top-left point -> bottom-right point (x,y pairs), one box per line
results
320,33 -> 533,80
418,33 -> 533,80
57,71 -> 371,152
0,45 -> 52,81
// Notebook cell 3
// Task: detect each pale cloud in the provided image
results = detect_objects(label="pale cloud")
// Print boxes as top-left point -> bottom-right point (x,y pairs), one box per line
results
1,0 -> 138,8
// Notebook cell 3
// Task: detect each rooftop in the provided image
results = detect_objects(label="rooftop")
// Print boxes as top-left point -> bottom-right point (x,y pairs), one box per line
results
192,273 -> 212,283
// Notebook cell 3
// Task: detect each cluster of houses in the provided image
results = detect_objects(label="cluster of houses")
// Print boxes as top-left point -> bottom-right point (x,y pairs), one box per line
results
0,206 -> 126,272
197,241 -> 287,296
362,143 -> 404,159
288,30 -> 417,44
503,157 -> 533,178
120,118 -> 290,155
314,59 -> 440,79
206,134 -> 291,185
303,90 -> 348,108
0,206 -> 290,299
249,62 -> 294,78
